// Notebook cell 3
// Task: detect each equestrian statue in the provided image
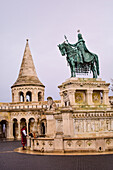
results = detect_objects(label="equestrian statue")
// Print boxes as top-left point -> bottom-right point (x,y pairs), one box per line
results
58,31 -> 99,78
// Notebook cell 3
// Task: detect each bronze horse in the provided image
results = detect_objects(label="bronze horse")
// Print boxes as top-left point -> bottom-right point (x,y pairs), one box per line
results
58,42 -> 99,78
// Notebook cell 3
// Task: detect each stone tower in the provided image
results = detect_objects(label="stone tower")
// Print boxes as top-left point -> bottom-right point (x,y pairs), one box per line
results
11,40 -> 45,103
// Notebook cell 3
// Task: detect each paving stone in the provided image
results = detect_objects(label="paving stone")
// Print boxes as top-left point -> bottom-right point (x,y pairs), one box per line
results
0,141 -> 113,170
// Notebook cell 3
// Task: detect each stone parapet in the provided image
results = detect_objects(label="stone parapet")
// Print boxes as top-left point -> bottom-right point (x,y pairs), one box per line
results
30,136 -> 113,153
0,101 -> 61,112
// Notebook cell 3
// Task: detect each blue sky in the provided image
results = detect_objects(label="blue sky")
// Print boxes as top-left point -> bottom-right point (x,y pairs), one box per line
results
0,0 -> 113,102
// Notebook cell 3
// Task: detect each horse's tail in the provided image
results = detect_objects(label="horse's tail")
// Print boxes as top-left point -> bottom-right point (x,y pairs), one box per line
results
94,54 -> 99,75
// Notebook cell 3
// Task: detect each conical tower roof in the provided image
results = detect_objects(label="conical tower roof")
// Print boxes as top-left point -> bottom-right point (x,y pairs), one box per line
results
11,39 -> 44,88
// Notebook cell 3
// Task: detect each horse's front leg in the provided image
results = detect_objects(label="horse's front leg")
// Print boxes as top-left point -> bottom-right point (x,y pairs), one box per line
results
70,64 -> 74,77
74,71 -> 76,77
71,68 -> 73,77
69,65 -> 73,77
91,63 -> 97,78
73,66 -> 76,77
72,61 -> 76,77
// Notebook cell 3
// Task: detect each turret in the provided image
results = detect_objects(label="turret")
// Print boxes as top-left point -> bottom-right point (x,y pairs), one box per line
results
11,40 -> 45,102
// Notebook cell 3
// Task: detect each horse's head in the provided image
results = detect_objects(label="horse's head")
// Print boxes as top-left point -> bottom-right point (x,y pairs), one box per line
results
58,42 -> 67,56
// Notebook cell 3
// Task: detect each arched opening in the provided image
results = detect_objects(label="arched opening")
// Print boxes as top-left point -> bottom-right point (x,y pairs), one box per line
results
0,120 -> 8,138
13,119 -> 18,139
41,122 -> 45,135
28,118 -> 35,134
26,91 -> 32,102
20,118 -> 26,131
38,92 -> 42,101
99,147 -> 101,151
19,92 -> 24,102
40,120 -> 46,135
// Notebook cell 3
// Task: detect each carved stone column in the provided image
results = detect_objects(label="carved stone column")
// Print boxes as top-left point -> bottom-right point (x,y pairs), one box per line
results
103,90 -> 109,105
42,91 -> 44,101
84,119 -> 86,132
27,136 -> 31,148
87,90 -> 93,105
7,120 -> 14,139
26,120 -> 29,135
60,92 -> 64,107
18,120 -> 21,139
68,90 -> 75,106
24,92 -> 26,102
33,120 -> 38,133
32,89 -> 35,102
38,124 -> 41,135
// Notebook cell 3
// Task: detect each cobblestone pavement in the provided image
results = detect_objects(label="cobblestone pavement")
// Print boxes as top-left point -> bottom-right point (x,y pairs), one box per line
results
0,140 -> 113,170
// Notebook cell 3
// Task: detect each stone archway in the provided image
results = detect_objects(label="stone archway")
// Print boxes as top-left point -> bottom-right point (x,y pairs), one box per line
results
40,119 -> 47,135
28,118 -> 35,134
19,91 -> 24,102
26,91 -> 32,102
20,118 -> 26,130
0,120 -> 8,138
38,92 -> 42,101
13,118 -> 18,139
41,122 -> 45,135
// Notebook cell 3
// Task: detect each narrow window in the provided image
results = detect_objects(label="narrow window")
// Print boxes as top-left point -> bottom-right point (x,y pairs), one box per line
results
19,92 -> 24,102
26,91 -> 32,102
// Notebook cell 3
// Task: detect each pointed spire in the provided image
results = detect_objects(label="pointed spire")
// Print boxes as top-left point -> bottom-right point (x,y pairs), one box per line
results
12,40 -> 44,88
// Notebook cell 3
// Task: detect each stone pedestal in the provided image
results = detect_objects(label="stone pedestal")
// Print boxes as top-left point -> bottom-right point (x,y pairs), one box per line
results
7,121 -> 14,139
46,115 -> 55,137
27,136 -> 31,148
58,78 -> 110,107
62,112 -> 74,137
54,132 -> 64,152
30,138 -> 34,151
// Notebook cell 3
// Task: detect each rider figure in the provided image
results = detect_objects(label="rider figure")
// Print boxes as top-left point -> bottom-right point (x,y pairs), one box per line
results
67,33 -> 87,64
67,32 -> 93,64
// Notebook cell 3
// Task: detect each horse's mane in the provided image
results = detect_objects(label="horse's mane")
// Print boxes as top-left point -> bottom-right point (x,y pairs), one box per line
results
63,42 -> 76,54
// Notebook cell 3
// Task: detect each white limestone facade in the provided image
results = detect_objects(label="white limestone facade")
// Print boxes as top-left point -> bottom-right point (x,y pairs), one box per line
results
1,40 -> 113,153
11,86 -> 44,103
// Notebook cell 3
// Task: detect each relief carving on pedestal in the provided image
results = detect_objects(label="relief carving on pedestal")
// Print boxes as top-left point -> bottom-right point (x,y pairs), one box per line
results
86,140 -> 92,146
106,139 -> 112,145
48,141 -> 53,147
66,140 -> 72,147
92,91 -> 101,104
75,92 -> 84,103
76,140 -> 82,147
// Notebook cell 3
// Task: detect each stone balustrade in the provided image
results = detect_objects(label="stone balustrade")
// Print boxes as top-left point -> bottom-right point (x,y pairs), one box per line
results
0,101 -> 61,111
30,136 -> 113,153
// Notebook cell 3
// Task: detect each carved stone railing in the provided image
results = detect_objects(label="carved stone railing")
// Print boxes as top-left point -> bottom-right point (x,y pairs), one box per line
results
0,101 -> 61,111
29,135 -> 113,153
